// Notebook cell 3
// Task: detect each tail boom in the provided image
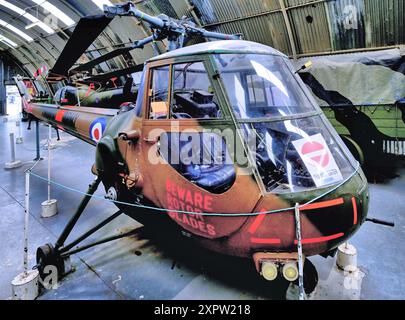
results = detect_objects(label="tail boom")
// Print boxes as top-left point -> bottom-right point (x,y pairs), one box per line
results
23,100 -> 117,146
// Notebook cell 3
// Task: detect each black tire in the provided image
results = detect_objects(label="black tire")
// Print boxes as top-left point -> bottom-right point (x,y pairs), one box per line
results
294,259 -> 319,295
36,244 -> 64,281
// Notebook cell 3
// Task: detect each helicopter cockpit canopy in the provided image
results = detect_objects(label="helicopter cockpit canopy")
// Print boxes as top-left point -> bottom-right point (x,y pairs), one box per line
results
213,53 -> 357,194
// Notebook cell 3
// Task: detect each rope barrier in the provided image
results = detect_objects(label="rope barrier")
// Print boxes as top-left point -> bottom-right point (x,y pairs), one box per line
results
25,159 -> 42,173
28,162 -> 360,217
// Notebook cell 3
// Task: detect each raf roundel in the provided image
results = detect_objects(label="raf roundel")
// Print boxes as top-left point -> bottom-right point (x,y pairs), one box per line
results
89,118 -> 107,143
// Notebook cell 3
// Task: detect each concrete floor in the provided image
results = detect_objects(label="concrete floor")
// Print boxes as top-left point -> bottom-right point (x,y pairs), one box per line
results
0,116 -> 404,300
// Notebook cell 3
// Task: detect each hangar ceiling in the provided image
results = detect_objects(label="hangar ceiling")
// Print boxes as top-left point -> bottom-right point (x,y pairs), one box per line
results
0,0 -> 404,77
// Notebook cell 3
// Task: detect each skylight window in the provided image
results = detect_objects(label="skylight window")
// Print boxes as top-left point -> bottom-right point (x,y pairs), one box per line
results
0,19 -> 33,42
0,0 -> 54,34
31,0 -> 75,27
0,35 -> 17,48
91,0 -> 113,11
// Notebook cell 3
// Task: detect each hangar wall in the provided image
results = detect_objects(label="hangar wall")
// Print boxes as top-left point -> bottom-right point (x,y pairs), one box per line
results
0,0 -> 404,79
0,54 -> 29,115
0,0 -> 404,120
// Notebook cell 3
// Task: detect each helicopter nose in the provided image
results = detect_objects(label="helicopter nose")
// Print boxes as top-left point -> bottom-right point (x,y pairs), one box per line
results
247,173 -> 369,256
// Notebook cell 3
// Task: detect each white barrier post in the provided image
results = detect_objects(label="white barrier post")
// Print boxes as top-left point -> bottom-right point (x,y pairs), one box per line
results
5,132 -> 22,169
24,172 -> 30,272
11,171 -> 40,300
337,242 -> 358,273
41,125 -> 58,218
16,120 -> 23,144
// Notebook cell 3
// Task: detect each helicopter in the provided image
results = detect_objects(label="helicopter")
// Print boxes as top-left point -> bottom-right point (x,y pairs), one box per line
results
17,2 -> 372,295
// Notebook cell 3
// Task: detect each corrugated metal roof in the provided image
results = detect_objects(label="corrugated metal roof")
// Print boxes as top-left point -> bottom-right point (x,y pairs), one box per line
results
0,0 -> 403,77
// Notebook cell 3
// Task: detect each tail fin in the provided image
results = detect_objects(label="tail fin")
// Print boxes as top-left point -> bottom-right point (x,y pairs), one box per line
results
13,76 -> 34,101
21,96 -> 33,114
13,76 -> 35,114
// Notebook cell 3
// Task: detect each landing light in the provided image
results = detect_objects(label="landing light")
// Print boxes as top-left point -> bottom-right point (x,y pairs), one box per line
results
261,261 -> 278,281
282,262 -> 299,282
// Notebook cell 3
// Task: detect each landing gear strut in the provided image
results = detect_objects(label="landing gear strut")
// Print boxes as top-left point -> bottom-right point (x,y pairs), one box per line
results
35,177 -> 134,284
55,127 -> 60,141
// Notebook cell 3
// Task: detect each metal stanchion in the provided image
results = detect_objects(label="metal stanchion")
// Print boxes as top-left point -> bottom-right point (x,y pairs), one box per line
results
16,120 -> 23,144
295,203 -> 305,300
41,125 -> 58,218
337,242 -> 358,273
34,120 -> 42,161
5,132 -> 22,169
24,172 -> 30,273
11,171 -> 40,300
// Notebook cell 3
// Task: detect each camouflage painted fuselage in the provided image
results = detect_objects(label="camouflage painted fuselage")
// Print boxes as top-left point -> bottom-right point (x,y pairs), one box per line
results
23,40 -> 369,259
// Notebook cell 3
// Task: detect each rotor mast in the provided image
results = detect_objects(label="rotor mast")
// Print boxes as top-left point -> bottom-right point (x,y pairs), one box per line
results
103,1 -> 241,52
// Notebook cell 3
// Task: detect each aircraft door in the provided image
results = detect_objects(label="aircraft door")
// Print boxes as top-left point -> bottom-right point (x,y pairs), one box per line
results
141,62 -> 261,240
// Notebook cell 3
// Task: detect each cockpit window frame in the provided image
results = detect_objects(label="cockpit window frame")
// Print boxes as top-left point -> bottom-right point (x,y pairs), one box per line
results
212,53 -> 320,122
170,61 -> 224,121
142,53 -> 358,197
209,53 -> 358,196
144,55 -> 232,123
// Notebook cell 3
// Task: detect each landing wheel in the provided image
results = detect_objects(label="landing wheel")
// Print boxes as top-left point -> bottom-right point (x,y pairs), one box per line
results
36,244 -> 64,281
294,258 -> 318,295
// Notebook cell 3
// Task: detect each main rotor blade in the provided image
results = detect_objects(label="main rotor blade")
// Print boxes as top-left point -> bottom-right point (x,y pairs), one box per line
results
50,14 -> 113,77
71,46 -> 134,73
71,35 -> 155,74
82,65 -> 145,83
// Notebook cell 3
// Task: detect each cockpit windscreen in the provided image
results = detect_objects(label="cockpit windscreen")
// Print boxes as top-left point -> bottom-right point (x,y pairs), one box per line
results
214,53 -> 315,119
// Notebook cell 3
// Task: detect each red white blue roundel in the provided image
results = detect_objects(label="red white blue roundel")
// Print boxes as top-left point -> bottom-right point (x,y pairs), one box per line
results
89,118 -> 106,143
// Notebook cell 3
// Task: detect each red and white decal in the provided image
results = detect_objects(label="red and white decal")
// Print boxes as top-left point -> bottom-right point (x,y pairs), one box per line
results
292,133 -> 343,187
